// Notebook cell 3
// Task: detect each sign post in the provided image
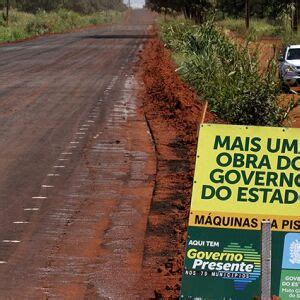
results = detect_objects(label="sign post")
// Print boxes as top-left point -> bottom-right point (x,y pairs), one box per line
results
180,124 -> 300,299
261,221 -> 272,300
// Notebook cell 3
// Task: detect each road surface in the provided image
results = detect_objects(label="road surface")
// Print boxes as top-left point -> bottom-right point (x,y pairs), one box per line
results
0,9 -> 156,299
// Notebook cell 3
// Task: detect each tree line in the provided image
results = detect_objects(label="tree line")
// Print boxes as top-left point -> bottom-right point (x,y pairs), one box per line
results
146,0 -> 213,24
217,0 -> 294,19
146,0 -> 300,30
0,0 -> 126,14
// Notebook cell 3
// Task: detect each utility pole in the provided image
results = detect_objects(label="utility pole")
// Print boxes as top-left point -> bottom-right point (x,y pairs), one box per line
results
245,0 -> 250,30
128,0 -> 131,9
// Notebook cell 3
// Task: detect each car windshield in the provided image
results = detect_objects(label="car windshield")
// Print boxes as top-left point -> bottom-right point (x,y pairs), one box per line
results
287,49 -> 300,60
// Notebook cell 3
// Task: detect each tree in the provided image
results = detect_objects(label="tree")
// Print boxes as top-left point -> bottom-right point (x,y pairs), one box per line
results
148,0 -> 213,24
2,0 -> 9,25
292,0 -> 299,31
245,0 -> 250,29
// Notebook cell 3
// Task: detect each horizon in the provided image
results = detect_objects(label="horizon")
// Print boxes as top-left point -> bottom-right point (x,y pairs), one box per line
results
124,0 -> 145,9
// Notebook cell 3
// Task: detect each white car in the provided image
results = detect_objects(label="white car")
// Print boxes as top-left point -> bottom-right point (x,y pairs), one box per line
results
279,45 -> 300,87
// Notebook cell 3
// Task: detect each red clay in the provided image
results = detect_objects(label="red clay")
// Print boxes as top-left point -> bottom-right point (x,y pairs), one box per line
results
138,37 -> 221,298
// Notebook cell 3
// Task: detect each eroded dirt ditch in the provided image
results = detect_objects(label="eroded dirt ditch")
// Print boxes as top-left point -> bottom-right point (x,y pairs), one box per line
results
137,37 -> 221,298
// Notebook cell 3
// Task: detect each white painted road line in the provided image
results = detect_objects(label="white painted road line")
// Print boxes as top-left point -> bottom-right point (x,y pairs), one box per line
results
70,141 -> 80,144
0,261 -> 7,264
53,166 -> 65,168
59,158 -> 69,161
32,196 -> 47,200
13,221 -> 30,224
47,173 -> 60,176
61,152 -> 72,155
24,208 -> 39,211
42,185 -> 54,188
2,240 -> 21,243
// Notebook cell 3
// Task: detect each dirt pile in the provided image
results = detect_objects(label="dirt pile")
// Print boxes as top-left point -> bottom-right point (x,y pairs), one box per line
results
138,37 -> 220,298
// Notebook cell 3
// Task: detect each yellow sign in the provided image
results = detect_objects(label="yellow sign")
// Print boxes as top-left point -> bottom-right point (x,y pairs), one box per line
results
191,124 -> 300,231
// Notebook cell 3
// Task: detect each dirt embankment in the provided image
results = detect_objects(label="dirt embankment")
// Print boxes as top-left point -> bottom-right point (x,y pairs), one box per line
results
137,37 -> 220,298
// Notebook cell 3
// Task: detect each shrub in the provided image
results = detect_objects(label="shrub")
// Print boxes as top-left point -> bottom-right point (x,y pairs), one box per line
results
217,18 -> 279,39
161,20 -> 284,126
26,18 -> 51,35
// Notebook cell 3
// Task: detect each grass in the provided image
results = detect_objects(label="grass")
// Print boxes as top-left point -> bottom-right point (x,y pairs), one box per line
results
0,9 -> 124,42
217,18 -> 280,39
216,16 -> 300,45
280,30 -> 300,45
160,19 -> 285,126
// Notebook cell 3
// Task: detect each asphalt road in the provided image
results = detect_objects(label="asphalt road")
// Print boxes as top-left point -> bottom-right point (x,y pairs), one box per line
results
0,9 -> 156,299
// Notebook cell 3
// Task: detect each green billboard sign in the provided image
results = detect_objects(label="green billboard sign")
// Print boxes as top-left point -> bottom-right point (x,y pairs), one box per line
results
181,124 -> 300,299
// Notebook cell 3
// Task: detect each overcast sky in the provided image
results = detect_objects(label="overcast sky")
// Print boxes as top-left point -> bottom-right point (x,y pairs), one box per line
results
125,0 -> 145,8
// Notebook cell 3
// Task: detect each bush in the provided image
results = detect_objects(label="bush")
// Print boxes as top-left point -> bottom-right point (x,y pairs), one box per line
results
161,20 -> 284,126
273,6 -> 300,45
26,18 -> 51,35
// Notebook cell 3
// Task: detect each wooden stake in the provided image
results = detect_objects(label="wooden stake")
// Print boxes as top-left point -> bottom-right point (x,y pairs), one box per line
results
200,101 -> 208,125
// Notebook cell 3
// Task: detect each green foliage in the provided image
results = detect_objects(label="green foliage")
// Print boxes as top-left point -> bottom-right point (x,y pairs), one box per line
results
0,9 -> 123,41
217,18 -> 280,39
13,0 -> 126,14
215,0 -> 292,19
273,5 -> 300,44
217,6 -> 300,44
161,20 -> 285,126
149,0 -> 296,22
0,9 -> 32,40
0,0 -> 127,19
25,9 -> 83,34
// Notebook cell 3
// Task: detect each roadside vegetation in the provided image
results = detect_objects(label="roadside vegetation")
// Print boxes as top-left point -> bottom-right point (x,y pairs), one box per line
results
217,18 -> 279,39
161,20 -> 283,126
0,0 -> 126,42
0,9 -> 123,42
147,0 -> 300,126
217,8 -> 300,44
